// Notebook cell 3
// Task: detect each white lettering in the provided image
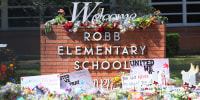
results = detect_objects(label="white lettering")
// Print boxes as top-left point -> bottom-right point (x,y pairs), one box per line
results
84,32 -> 90,41
101,61 -> 110,70
96,46 -> 103,55
115,46 -> 120,55
82,61 -> 89,69
114,32 -> 120,41
92,61 -> 99,70
122,46 -> 129,55
105,46 -> 112,55
105,32 -> 111,41
74,61 -> 80,69
75,46 -> 82,55
131,46 -> 137,55
84,46 -> 93,55
72,2 -> 102,23
58,46 -> 64,55
140,46 -> 146,55
67,46 -> 73,55
93,32 -> 102,41
113,61 -> 121,70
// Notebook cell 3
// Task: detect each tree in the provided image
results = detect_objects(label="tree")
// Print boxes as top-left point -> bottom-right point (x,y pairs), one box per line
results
7,0 -> 155,24
114,0 -> 156,17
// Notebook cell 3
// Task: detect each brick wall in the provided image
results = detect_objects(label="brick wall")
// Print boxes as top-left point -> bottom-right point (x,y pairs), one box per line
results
40,24 -> 166,85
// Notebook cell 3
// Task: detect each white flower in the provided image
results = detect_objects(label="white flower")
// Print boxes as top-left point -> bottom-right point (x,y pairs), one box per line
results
198,83 -> 200,88
119,25 -> 123,30
189,93 -> 196,98
127,20 -> 131,25
152,84 -> 156,88
121,29 -> 126,33
129,25 -> 134,29
73,28 -> 78,32
153,88 -> 156,93
180,87 -> 185,92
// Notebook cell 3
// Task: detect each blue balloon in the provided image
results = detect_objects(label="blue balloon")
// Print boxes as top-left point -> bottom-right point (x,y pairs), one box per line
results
32,86 -> 44,94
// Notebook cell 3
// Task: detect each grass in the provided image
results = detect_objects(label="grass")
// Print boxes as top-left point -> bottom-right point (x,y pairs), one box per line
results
169,57 -> 200,79
14,60 -> 40,83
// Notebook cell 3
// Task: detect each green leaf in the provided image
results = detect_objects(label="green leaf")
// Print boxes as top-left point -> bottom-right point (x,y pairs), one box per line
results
61,17 -> 66,21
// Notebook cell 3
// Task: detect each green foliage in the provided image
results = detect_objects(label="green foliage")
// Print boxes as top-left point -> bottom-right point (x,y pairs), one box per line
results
154,15 -> 168,24
166,33 -> 180,57
134,15 -> 151,29
55,14 -> 66,24
44,22 -> 52,35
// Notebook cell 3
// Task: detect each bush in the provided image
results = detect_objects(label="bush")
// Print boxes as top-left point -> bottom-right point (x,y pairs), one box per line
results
166,33 -> 180,57
0,48 -> 17,84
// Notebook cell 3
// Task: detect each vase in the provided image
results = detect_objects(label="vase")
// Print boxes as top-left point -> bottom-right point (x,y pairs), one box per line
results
156,18 -> 162,25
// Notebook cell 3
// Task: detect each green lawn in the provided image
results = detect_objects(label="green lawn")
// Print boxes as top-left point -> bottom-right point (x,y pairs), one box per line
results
3,55 -> 200,85
12,60 -> 40,84
169,57 -> 200,79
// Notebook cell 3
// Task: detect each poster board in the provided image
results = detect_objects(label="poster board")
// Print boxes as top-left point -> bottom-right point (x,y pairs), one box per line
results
21,74 -> 60,92
60,69 -> 95,91
130,59 -> 170,85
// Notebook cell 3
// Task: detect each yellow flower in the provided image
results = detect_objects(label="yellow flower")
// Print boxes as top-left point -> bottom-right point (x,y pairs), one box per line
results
6,49 -> 10,52
115,77 -> 119,82
48,93 -> 53,97
10,64 -> 14,67
6,82 -> 10,84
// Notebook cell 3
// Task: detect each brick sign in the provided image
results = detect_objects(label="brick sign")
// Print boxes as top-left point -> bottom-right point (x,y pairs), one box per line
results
40,25 -> 165,88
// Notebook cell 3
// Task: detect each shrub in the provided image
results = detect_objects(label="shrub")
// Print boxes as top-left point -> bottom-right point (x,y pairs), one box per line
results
166,33 -> 180,57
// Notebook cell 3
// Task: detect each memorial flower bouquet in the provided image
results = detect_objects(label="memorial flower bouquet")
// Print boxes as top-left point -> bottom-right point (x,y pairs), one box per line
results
44,8 -> 168,35
153,10 -> 168,25
170,83 -> 198,100
112,76 -> 122,88
0,48 -> 17,84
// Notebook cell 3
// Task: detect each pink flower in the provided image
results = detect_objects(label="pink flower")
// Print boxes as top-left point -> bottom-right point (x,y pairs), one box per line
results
58,9 -> 65,16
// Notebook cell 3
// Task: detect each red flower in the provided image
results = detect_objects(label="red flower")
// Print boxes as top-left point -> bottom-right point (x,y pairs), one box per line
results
63,22 -> 74,34
188,97 -> 192,100
87,23 -> 90,26
97,25 -> 104,33
10,67 -> 14,71
13,57 -> 16,61
104,22 -> 108,28
80,23 -> 84,26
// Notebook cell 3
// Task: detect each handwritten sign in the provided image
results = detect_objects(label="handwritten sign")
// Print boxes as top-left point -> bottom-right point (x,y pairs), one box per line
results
21,74 -> 60,92
122,75 -> 153,92
130,59 -> 170,85
60,69 -> 95,91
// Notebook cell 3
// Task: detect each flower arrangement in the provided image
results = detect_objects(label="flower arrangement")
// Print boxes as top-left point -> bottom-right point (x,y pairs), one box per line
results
2,81 -> 200,100
153,10 -> 168,25
112,76 -> 122,88
0,48 -> 17,84
170,83 -> 198,100
43,9 -> 168,35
